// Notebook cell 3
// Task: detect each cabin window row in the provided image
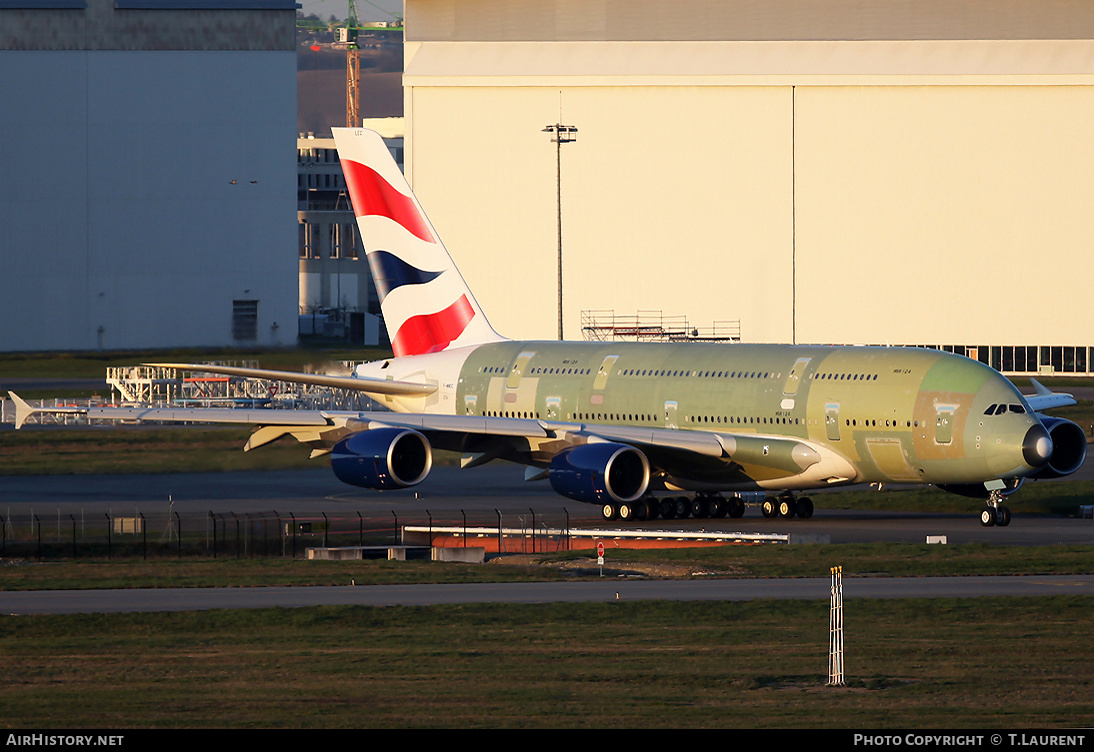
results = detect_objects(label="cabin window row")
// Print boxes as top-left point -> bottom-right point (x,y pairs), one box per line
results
480,364 -> 882,383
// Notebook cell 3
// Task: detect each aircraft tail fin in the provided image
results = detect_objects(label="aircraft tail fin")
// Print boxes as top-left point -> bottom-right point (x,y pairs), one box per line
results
331,128 -> 506,358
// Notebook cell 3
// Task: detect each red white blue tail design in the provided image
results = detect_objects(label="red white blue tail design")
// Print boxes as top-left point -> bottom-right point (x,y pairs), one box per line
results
332,128 -> 506,357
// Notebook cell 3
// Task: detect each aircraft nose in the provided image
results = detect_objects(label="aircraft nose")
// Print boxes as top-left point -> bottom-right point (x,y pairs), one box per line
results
1022,423 -> 1053,468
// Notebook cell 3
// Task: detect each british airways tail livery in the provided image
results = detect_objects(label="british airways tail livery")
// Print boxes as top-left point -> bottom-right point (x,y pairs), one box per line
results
13,128 -> 1086,527
335,128 -> 505,358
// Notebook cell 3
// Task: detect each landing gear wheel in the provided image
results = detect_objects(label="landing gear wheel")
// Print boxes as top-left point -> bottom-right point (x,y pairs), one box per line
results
996,505 -> 1012,527
602,503 -> 618,522
797,497 -> 814,519
659,498 -> 676,520
691,497 -> 710,519
979,508 -> 996,527
618,502 -> 634,522
674,496 -> 692,520
778,498 -> 797,519
761,498 -> 777,518
708,495 -> 726,519
728,497 -> 745,518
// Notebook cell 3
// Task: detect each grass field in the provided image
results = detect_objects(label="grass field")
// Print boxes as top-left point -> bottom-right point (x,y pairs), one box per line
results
2,547 -> 1093,728
2,597 -> 1092,728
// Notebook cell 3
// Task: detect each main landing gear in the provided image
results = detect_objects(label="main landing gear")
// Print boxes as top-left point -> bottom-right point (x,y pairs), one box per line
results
979,490 -> 1012,527
760,493 -> 814,520
599,493 -> 747,522
599,492 -> 816,522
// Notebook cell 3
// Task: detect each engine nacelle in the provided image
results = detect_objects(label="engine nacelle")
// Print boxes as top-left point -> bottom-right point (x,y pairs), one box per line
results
331,428 -> 432,490
1028,416 -> 1088,479
548,443 -> 650,504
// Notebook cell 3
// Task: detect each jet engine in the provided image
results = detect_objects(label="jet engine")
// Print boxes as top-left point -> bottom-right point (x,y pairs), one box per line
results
548,443 -> 650,504
331,427 -> 432,489
1028,416 -> 1088,479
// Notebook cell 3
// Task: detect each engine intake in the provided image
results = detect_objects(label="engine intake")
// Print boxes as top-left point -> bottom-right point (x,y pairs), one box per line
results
1029,417 -> 1088,479
331,428 -> 432,489
548,442 -> 650,504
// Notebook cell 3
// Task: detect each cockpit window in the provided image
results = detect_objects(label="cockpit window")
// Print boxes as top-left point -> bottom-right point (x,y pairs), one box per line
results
984,403 -> 1026,416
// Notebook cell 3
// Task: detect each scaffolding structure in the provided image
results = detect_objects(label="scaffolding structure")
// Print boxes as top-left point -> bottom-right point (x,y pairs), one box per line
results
582,310 -> 741,343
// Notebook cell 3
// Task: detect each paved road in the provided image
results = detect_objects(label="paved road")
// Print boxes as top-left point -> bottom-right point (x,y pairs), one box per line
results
2,462 -> 1093,545
4,575 -> 1094,615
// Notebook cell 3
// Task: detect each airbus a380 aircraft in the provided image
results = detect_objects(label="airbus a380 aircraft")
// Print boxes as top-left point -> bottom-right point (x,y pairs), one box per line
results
13,128 -> 1087,526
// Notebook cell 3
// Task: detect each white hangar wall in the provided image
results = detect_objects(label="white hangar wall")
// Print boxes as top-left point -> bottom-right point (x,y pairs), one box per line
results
401,0 -> 1094,373
0,1 -> 298,352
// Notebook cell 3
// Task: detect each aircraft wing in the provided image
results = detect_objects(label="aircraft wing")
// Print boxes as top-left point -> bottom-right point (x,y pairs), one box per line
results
1024,378 -> 1077,412
143,362 -> 437,397
368,414 -> 849,488
9,392 -> 333,431
10,394 -> 848,487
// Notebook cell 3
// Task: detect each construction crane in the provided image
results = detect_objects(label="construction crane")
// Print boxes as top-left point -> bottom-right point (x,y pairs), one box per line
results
337,0 -> 404,128
338,1 -> 361,128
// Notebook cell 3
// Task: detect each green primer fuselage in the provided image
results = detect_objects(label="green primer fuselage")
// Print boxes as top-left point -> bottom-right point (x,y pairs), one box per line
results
430,341 -> 1040,491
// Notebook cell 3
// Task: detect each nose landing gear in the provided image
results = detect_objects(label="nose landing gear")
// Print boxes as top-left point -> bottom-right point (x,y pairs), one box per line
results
980,490 -> 1012,527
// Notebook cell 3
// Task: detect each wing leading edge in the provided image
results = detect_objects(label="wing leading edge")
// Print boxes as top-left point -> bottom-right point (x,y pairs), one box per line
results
143,362 -> 436,397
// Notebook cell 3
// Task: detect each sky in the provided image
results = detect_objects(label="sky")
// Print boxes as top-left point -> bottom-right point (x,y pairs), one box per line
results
298,0 -> 403,23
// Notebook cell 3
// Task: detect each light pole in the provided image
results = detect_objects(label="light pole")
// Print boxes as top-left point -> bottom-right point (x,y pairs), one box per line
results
543,123 -> 577,340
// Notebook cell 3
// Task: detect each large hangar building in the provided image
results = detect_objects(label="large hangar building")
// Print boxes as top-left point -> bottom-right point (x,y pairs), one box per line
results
401,0 -> 1094,376
0,0 -> 299,352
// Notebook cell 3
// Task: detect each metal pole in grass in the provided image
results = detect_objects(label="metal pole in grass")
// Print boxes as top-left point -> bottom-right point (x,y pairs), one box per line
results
461,510 -> 466,548
175,512 -> 182,558
357,511 -> 363,546
495,509 -> 502,555
828,565 -> 845,686
323,512 -> 329,548
290,513 -> 297,559
106,513 -> 112,559
565,508 -> 570,551
210,511 -> 217,559
70,515 -> 76,559
35,514 -> 40,560
529,508 -> 536,554
391,511 -> 399,545
141,513 -> 147,560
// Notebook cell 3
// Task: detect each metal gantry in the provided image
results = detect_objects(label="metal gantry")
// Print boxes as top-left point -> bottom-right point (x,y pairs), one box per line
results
828,565 -> 846,686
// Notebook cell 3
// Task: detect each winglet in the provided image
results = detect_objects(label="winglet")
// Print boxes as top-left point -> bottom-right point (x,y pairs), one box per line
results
9,392 -> 88,429
9,392 -> 33,430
